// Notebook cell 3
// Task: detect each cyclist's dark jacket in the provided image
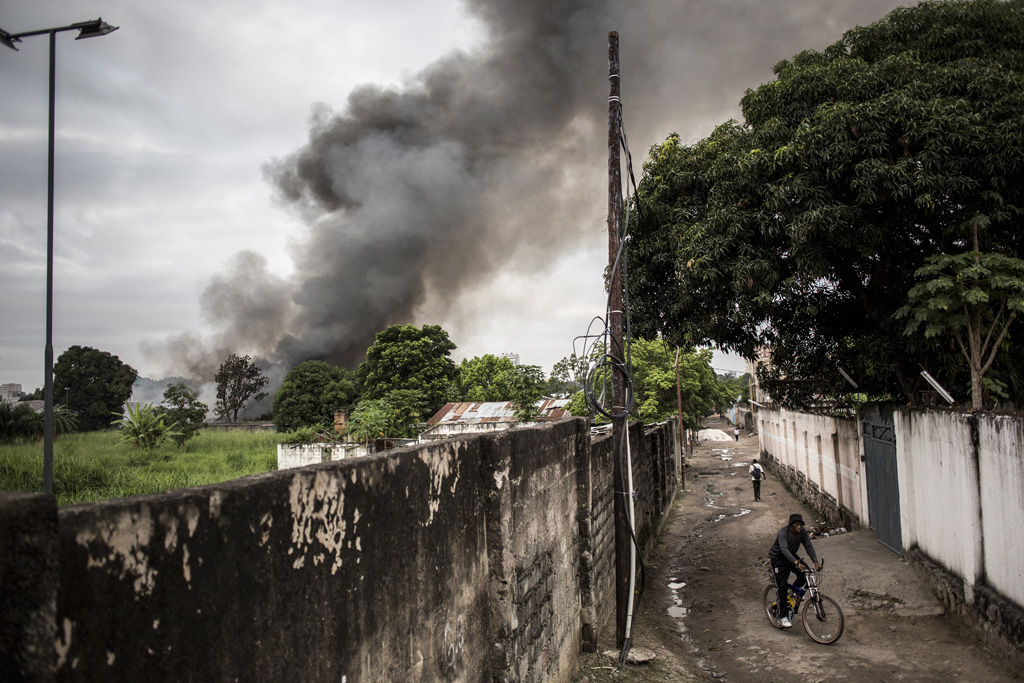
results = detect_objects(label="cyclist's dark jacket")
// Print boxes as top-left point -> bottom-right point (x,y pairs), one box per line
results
769,525 -> 819,568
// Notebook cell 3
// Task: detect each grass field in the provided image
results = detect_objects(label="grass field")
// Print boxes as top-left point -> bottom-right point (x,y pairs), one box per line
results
0,429 -> 279,506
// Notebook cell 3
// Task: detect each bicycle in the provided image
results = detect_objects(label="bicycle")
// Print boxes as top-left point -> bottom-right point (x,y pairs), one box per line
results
762,560 -> 845,644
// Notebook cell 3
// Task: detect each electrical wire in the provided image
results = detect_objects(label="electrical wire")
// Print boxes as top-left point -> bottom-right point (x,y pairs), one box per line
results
567,91 -> 648,664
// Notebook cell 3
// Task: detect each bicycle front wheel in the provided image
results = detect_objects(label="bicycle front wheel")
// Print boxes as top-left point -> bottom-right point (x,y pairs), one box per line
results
763,585 -> 784,628
802,594 -> 845,644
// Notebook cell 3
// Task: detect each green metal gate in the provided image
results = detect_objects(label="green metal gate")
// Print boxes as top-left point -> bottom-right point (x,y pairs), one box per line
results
861,419 -> 903,555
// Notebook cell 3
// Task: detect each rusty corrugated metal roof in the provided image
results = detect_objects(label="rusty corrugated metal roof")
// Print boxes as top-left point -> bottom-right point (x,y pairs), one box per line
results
426,399 -> 569,426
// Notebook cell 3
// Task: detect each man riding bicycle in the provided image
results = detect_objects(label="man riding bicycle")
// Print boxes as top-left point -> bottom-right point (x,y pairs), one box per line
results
769,513 -> 822,628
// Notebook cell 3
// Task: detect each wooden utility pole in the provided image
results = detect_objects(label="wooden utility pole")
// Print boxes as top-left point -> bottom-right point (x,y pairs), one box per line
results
676,347 -> 686,488
607,30 -> 631,649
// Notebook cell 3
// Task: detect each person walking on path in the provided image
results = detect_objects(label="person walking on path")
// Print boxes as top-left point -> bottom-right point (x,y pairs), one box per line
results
749,458 -> 766,501
733,426 -> 740,441
768,513 -> 822,628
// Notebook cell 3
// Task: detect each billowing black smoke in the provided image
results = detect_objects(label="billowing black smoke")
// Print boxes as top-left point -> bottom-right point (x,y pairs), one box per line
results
148,0 -> 906,387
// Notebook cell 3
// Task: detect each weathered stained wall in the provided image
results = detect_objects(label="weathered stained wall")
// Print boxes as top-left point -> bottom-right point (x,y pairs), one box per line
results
895,411 -> 982,589
0,492 -> 59,683
1,418 -> 680,682
484,422 -> 581,682
579,428 -> 615,651
756,408 -> 862,529
977,416 -> 1024,609
895,410 -> 1024,661
55,439 -> 491,682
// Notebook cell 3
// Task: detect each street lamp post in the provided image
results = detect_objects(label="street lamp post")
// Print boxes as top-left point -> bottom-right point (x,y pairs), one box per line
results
1,18 -> 118,495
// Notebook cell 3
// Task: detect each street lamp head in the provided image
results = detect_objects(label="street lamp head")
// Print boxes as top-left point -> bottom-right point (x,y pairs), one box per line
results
0,25 -> 22,51
74,18 -> 119,40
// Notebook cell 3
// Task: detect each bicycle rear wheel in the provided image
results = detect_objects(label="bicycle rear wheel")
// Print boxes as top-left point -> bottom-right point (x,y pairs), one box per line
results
802,594 -> 845,644
763,585 -> 784,628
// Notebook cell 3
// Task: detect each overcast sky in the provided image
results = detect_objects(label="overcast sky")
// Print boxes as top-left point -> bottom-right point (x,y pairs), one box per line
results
0,0 -> 908,395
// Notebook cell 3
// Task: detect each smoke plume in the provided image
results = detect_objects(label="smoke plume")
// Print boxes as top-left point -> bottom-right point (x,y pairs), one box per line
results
147,0 -> 906,389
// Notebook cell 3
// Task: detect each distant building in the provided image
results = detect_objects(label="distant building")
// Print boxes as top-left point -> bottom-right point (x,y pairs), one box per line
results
419,399 -> 569,442
1,383 -> 24,404
498,352 -> 520,366
746,347 -> 773,405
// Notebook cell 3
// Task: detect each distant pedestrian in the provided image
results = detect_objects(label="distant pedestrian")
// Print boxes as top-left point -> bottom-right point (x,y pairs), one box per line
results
749,458 -> 766,501
734,426 -> 740,441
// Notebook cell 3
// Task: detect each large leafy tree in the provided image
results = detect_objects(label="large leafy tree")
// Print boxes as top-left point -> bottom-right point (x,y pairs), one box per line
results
272,360 -> 357,431
456,354 -> 518,402
357,324 -> 458,416
628,0 -> 1024,406
54,345 -> 137,431
214,354 -> 269,422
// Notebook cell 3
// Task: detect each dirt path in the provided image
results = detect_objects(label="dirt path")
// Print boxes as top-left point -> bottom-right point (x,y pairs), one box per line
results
574,416 -> 1021,682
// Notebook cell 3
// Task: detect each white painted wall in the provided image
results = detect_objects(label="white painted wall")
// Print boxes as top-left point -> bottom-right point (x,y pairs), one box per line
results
977,416 -> 1024,607
895,411 -> 984,596
757,408 -> 864,523
277,443 -> 368,470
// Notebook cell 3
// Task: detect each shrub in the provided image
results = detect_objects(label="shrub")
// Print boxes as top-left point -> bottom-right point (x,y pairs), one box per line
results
113,403 -> 180,449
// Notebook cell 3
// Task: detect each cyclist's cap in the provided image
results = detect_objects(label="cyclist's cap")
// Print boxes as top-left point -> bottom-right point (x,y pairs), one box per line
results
789,513 -> 805,525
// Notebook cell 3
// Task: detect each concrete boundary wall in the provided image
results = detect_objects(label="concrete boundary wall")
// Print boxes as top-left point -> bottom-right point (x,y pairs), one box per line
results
757,406 -> 1024,663
894,412 -> 982,592
1,418 -> 678,683
756,408 -> 863,529
896,411 -> 1024,663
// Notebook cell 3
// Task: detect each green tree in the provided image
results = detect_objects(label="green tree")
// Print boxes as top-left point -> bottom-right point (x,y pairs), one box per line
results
508,365 -> 545,422
272,361 -> 357,432
544,354 -> 587,398
715,373 -> 752,413
382,389 -> 430,437
569,339 -> 720,428
159,382 -> 209,446
214,354 -> 269,422
113,403 -> 180,449
456,354 -> 517,402
345,398 -> 392,445
897,251 -> 1024,408
628,342 -> 719,428
628,0 -> 1024,406
54,345 -> 138,431
358,324 -> 458,416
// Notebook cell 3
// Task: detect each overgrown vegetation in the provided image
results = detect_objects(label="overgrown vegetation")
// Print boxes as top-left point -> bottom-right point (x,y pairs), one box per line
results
113,403 -> 180,449
0,429 -> 277,506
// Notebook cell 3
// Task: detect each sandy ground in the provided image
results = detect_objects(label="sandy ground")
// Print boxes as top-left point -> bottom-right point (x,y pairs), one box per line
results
573,416 -> 1022,682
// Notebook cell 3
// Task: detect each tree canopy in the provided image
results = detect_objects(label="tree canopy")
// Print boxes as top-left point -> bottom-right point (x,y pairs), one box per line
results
357,324 -> 458,416
455,354 -> 518,402
567,339 -> 722,428
214,354 -> 269,422
628,0 -> 1024,406
54,345 -> 137,431
272,360 -> 357,431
